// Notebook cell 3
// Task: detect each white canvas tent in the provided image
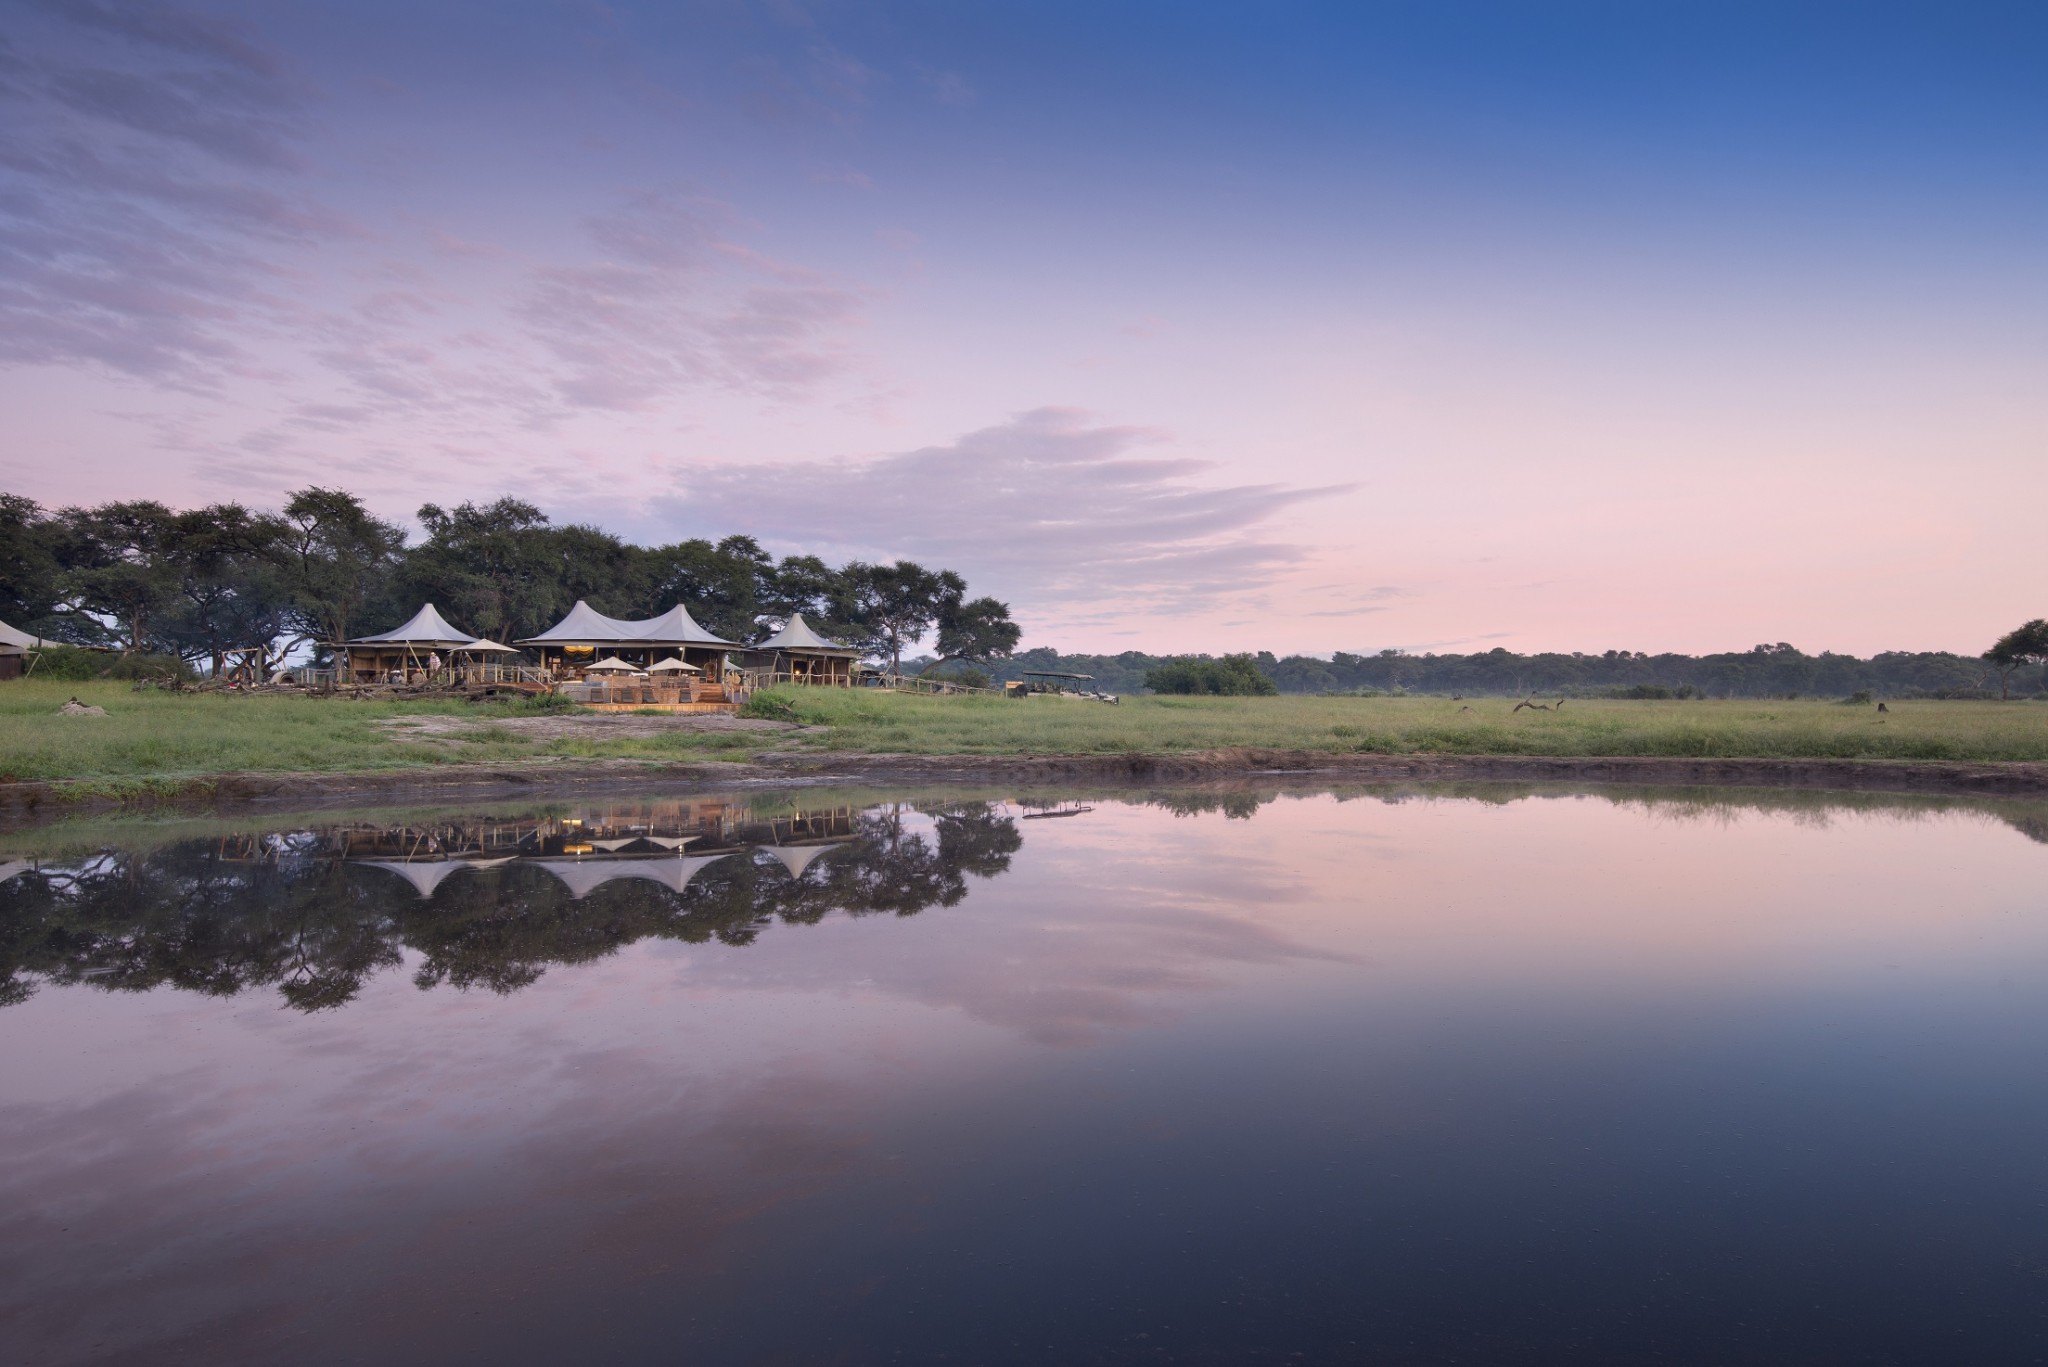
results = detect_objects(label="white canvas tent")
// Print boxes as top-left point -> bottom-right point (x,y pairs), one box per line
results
349,604 -> 474,647
518,600 -> 739,676
343,604 -> 477,683
754,613 -> 859,685
757,614 -> 858,655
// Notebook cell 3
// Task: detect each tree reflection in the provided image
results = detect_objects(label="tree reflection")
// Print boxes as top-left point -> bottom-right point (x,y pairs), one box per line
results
0,801 -> 1021,1011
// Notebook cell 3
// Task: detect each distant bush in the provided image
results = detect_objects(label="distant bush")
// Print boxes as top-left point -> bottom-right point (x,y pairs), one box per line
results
27,646 -> 189,682
1145,654 -> 1279,696
1841,690 -> 1873,706
922,665 -> 992,690
1603,683 -> 1701,700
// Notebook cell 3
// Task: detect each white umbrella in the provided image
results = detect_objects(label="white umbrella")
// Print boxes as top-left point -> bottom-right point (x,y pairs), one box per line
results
456,637 -> 520,654
647,657 -> 701,673
585,656 -> 638,672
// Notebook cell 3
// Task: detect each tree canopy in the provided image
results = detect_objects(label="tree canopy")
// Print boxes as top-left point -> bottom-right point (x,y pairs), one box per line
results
1984,620 -> 2048,699
0,488 -> 1018,673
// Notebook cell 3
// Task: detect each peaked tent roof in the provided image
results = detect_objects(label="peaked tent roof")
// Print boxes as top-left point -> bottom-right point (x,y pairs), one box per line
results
762,843 -> 846,879
517,600 -> 738,648
355,857 -> 511,898
757,614 -> 858,654
0,619 -> 56,650
533,852 -> 736,899
614,603 -> 737,646
517,599 -> 622,645
349,603 -> 474,647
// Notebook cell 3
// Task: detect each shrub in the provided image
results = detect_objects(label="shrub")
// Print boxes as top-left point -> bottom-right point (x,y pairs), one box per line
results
923,665 -> 992,690
27,646 -> 190,682
496,690 -> 576,715
739,688 -> 800,722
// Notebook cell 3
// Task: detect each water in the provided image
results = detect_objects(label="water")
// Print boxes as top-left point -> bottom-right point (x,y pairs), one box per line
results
4,783 -> 2048,1365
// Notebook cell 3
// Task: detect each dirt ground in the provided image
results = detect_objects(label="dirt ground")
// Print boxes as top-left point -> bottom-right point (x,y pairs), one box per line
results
376,713 -> 803,742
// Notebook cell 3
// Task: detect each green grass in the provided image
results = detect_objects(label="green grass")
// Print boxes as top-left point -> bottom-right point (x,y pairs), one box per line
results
0,681 -> 533,783
759,687 -> 2048,762
4,680 -> 2046,791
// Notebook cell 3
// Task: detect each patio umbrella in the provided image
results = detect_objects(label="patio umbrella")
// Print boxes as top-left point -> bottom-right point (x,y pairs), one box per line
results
585,656 -> 638,672
455,637 -> 519,654
648,657 -> 702,673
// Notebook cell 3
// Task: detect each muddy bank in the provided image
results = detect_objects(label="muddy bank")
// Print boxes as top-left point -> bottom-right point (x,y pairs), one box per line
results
5,748 -> 2048,824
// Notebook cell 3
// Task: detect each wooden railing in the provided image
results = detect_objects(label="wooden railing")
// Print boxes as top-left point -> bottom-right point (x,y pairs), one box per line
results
885,674 -> 1004,696
737,669 -> 860,692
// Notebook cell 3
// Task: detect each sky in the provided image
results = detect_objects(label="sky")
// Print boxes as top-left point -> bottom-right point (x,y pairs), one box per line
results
1,0 -> 2042,656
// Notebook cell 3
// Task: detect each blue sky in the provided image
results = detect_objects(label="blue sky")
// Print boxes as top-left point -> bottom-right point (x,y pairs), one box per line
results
2,0 -> 2042,652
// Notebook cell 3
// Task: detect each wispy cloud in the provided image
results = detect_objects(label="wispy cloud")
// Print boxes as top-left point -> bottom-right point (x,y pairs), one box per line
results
651,407 -> 1344,623
515,193 -> 870,412
0,0 -> 331,381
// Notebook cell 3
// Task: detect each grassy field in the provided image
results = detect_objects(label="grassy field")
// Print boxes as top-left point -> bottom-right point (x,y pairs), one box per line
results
0,680 -> 558,785
758,687 -> 2048,761
3,679 -> 2046,791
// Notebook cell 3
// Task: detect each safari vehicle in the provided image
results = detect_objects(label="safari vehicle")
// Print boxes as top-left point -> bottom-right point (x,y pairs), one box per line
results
1005,670 -> 1120,704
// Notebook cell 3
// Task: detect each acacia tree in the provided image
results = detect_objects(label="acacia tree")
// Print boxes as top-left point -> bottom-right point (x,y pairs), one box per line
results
1985,619 -> 2048,699
281,488 -> 407,647
837,561 -> 964,677
56,500 -> 180,652
161,504 -> 293,674
0,495 -> 63,637
919,595 -> 1021,677
402,498 -> 557,641
640,535 -> 766,642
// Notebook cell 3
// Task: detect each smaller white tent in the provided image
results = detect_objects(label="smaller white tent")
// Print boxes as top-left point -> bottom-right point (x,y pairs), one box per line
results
756,614 -> 858,655
348,604 -> 474,647
762,844 -> 844,880
648,657 -> 701,673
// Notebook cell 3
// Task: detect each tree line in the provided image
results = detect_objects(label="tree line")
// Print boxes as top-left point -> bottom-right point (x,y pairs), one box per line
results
0,490 -> 1020,675
972,639 -> 2047,700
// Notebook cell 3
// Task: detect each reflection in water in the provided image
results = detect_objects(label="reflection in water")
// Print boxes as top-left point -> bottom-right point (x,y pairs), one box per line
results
0,797 -> 1021,1011
4,783 -> 2046,1017
6,784 -> 2048,1365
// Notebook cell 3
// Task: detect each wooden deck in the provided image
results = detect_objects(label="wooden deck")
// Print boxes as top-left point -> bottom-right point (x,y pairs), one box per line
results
580,700 -> 740,714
